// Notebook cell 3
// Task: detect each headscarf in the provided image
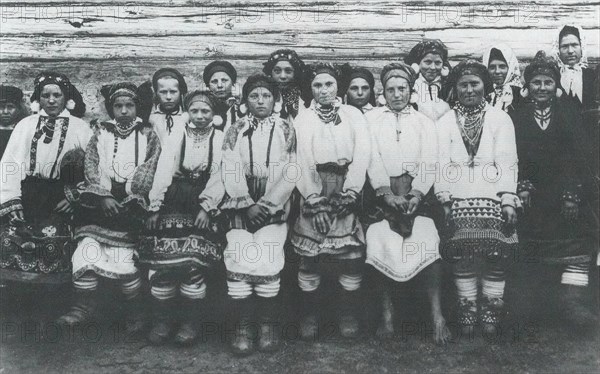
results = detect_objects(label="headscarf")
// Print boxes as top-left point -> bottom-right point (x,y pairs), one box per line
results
242,73 -> 280,104
552,25 -> 588,102
523,50 -> 562,88
482,43 -> 522,109
302,62 -> 341,108
262,49 -> 305,81
203,60 -> 238,86
100,82 -> 143,137
263,49 -> 305,118
152,67 -> 187,133
0,85 -> 23,105
380,63 -> 417,89
184,89 -> 225,128
30,71 -> 86,118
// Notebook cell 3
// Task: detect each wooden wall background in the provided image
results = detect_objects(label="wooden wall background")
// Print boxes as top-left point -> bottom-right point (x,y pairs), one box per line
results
1,0 -> 598,121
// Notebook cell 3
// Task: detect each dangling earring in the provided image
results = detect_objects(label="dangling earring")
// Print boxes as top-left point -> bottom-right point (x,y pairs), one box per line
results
212,114 -> 224,127
520,87 -> 529,98
441,66 -> 450,77
411,63 -> 420,74
239,103 -> 248,115
66,99 -> 76,111
274,100 -> 282,113
343,94 -> 348,104
556,88 -> 563,98
30,101 -> 40,113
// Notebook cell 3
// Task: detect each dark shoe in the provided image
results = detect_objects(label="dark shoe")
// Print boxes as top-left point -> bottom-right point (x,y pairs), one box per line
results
457,298 -> 477,336
229,297 -> 256,356
148,298 -> 175,345
299,290 -> 320,341
338,289 -> 360,339
174,298 -> 202,346
257,296 -> 281,352
480,297 -> 504,335
122,293 -> 147,336
55,289 -> 98,326
559,284 -> 599,331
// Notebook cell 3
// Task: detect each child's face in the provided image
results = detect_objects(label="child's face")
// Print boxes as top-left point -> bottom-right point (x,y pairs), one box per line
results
156,77 -> 181,112
188,100 -> 214,128
0,102 -> 20,127
113,96 -> 137,122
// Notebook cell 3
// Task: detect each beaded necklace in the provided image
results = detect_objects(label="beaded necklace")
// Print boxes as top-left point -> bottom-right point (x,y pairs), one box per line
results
453,100 -> 487,167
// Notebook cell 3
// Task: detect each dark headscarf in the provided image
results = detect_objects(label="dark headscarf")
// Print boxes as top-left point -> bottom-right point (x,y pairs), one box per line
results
339,64 -> 376,107
302,62 -> 341,107
242,74 -> 280,104
30,71 -> 86,118
152,67 -> 188,97
203,61 -> 238,86
445,60 -> 494,104
100,82 -> 140,119
262,49 -> 305,82
0,85 -> 23,105
406,39 -> 449,65
523,50 -> 562,86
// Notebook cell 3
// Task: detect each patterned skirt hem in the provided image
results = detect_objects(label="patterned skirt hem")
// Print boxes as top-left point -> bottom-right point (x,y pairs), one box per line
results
366,253 -> 439,282
73,265 -> 140,281
226,271 -> 280,284
74,225 -> 138,248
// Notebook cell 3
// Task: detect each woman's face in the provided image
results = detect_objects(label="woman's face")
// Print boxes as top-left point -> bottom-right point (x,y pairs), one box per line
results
384,77 -> 411,112
156,77 -> 181,112
247,87 -> 274,119
271,61 -> 295,83
456,74 -> 485,107
112,96 -> 137,123
346,77 -> 371,108
39,84 -> 65,117
0,102 -> 21,128
187,100 -> 214,128
311,73 -> 338,106
488,59 -> 509,86
559,34 -> 582,67
209,72 -> 233,99
529,74 -> 557,105
419,53 -> 444,82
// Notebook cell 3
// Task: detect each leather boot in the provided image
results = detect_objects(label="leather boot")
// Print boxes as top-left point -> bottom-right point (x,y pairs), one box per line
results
122,292 -> 147,336
55,288 -> 99,326
230,297 -> 256,356
174,297 -> 202,346
257,296 -> 281,352
147,297 -> 175,345
299,290 -> 320,341
338,289 -> 360,339
559,284 -> 599,332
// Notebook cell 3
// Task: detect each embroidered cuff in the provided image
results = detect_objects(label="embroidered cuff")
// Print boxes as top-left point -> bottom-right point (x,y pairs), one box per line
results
517,180 -> 536,193
0,199 -> 23,217
303,196 -> 331,216
79,184 -> 114,208
63,183 -> 83,204
500,193 -> 522,210
407,189 -> 425,201
561,190 -> 581,204
436,191 -> 452,205
330,190 -> 358,212
199,198 -> 220,217
257,198 -> 284,216
375,186 -> 394,197
220,195 -> 255,211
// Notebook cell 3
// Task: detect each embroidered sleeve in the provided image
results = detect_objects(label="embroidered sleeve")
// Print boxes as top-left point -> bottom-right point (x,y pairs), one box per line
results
129,128 -> 162,198
220,120 -> 253,211
494,112 -> 519,197
0,116 -> 32,208
80,128 -> 114,208
434,115 -> 453,204
294,114 -> 322,200
367,118 -> 391,193
411,117 -> 437,196
342,111 -> 370,194
199,132 -> 226,214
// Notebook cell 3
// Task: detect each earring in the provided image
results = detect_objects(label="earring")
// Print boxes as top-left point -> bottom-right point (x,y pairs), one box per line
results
274,100 -> 282,113
66,99 -> 76,111
411,63 -> 420,74
556,88 -> 563,98
441,66 -> 450,77
239,103 -> 248,115
520,87 -> 529,98
30,101 -> 40,113
212,115 -> 224,127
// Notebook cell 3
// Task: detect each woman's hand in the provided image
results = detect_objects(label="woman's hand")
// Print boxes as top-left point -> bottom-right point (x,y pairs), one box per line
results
313,211 -> 331,234
194,208 -> 210,230
502,205 -> 518,227
406,196 -> 421,215
518,191 -> 531,209
145,212 -> 160,231
54,199 -> 74,214
8,209 -> 25,222
100,197 -> 123,217
383,195 -> 409,212
246,204 -> 268,227
561,200 -> 579,221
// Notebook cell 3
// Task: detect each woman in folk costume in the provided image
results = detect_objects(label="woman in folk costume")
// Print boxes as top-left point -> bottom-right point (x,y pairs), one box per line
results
148,67 -> 189,158
263,49 -> 306,120
511,51 -> 598,330
482,43 -> 523,114
365,63 -> 450,344
204,60 -> 240,133
0,85 -> 28,158
57,82 -> 161,332
552,25 -> 597,112
0,72 -> 90,285
139,90 -> 226,346
291,63 -> 370,340
221,74 -> 296,355
339,63 -> 377,114
405,39 -> 452,121
436,60 -> 520,335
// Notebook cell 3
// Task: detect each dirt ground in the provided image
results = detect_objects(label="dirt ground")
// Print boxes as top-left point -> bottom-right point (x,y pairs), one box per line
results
1,265 -> 599,374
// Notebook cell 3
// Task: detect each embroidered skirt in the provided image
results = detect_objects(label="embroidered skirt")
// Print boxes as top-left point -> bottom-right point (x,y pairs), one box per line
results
441,198 -> 518,263
0,177 -> 74,284
137,178 -> 225,275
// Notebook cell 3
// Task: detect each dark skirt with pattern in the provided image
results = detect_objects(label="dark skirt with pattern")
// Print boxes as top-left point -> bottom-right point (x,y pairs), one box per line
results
441,197 -> 518,266
137,178 -> 225,276
0,177 -> 74,284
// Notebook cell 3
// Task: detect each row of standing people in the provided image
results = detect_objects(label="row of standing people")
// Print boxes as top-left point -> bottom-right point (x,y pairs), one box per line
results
0,26 -> 598,355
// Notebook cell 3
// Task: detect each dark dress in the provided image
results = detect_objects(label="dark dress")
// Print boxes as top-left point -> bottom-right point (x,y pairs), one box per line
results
512,98 -> 595,265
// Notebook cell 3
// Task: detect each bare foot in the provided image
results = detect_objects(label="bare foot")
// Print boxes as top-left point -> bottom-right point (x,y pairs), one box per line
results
433,316 -> 451,345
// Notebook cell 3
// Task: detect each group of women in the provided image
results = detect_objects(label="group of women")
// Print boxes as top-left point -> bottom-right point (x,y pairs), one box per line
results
0,24 -> 598,355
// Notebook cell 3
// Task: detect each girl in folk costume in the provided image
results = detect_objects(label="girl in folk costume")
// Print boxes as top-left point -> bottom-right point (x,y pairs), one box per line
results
436,61 -> 520,335
339,64 -> 377,114
291,63 -> 370,340
57,83 -> 161,332
365,63 -> 450,344
139,90 -> 226,346
148,67 -> 189,158
0,72 -> 90,285
482,43 -> 523,115
511,51 -> 598,329
405,39 -> 452,121
0,85 -> 28,159
263,49 -> 307,119
204,60 -> 240,133
221,74 -> 296,355
552,25 -> 597,112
